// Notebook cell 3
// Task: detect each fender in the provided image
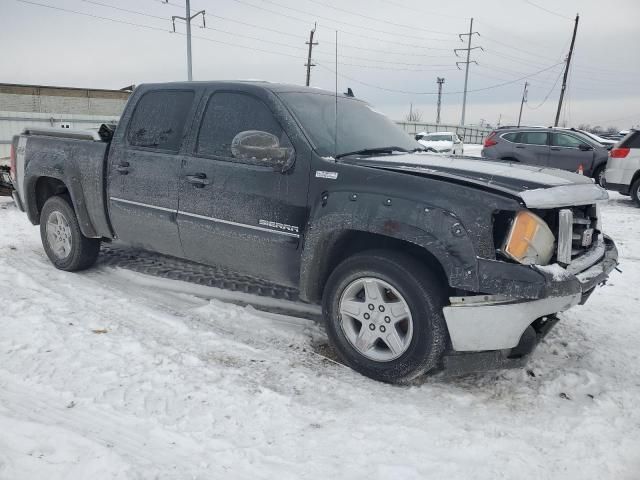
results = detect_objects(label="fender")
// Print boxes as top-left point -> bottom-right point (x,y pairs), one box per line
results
299,190 -> 480,303
21,135 -> 112,239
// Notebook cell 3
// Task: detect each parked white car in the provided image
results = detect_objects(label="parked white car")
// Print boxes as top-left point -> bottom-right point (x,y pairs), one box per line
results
605,129 -> 640,205
415,131 -> 464,155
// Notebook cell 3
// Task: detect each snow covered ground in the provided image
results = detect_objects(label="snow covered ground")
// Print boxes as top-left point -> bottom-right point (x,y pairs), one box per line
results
1,193 -> 639,479
464,143 -> 483,157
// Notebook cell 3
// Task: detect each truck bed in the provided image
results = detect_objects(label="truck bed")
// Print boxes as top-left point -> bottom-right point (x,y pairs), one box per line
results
16,128 -> 113,238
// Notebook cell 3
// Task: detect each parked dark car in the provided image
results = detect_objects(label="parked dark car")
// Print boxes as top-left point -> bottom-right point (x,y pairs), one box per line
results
482,127 -> 609,186
8,81 -> 617,383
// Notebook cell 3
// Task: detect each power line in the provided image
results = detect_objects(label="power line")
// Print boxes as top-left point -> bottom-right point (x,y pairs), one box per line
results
526,66 -> 567,109
156,0 -> 453,56
302,0 -> 458,37
16,0 -> 462,74
233,0 -> 455,43
368,0 -> 466,20
15,0 -> 306,59
316,61 -> 564,95
522,0 -> 573,20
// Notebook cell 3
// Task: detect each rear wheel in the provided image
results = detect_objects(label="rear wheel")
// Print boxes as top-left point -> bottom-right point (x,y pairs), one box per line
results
631,178 -> 640,207
40,195 -> 100,271
322,250 -> 447,383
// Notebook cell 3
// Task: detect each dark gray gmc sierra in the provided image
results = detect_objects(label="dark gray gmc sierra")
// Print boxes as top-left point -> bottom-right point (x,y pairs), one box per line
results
9,81 -> 618,383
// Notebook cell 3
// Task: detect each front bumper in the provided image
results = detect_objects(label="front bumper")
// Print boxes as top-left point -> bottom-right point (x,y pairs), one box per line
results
442,235 -> 618,352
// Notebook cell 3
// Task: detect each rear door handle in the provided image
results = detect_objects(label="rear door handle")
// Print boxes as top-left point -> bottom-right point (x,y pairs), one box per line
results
550,147 -> 561,151
115,162 -> 130,174
515,145 -> 525,149
186,173 -> 210,187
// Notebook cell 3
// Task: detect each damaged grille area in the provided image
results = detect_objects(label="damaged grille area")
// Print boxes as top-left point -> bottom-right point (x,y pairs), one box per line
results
493,204 -> 600,266
535,204 -> 599,265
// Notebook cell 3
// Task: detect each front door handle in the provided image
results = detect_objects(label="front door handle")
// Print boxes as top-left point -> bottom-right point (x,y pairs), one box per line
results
515,145 -> 525,149
115,162 -> 130,175
186,173 -> 210,187
550,147 -> 561,151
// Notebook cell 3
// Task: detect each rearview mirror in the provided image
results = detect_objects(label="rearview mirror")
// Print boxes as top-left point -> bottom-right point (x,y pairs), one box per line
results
231,130 -> 295,172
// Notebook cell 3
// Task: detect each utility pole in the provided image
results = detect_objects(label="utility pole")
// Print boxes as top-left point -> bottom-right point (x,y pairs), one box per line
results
497,113 -> 502,127
517,81 -> 529,127
170,0 -> 205,81
305,23 -> 318,87
455,18 -> 482,126
436,77 -> 445,124
554,14 -> 579,127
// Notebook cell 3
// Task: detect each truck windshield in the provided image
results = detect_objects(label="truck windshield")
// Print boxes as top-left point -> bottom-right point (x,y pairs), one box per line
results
279,92 -> 421,158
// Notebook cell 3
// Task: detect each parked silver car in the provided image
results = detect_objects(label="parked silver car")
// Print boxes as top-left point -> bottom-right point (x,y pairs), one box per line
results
481,127 -> 609,186
605,129 -> 640,205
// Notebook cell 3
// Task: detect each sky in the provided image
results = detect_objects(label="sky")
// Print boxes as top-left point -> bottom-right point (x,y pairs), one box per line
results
2,0 -> 639,129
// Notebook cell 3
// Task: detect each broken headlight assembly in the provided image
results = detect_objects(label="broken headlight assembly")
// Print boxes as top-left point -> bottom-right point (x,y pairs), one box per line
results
500,210 -> 555,266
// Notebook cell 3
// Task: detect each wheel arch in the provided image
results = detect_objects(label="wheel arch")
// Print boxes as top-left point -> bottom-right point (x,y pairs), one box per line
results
300,228 -> 454,304
26,175 -> 98,238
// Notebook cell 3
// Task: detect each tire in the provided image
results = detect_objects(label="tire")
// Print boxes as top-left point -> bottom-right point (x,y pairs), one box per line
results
592,165 -> 606,188
631,177 -> 640,207
40,195 -> 100,271
322,250 -> 447,383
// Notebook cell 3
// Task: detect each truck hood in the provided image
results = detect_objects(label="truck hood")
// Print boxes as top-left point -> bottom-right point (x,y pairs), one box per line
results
346,153 -> 609,208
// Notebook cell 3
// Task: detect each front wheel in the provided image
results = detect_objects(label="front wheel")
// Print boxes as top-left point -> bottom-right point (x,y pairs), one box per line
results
40,195 -> 101,271
322,250 -> 447,383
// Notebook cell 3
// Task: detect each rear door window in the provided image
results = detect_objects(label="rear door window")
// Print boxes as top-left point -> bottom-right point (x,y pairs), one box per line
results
501,132 -> 518,142
552,133 -> 584,148
519,131 -> 548,146
621,131 -> 640,148
127,90 -> 195,152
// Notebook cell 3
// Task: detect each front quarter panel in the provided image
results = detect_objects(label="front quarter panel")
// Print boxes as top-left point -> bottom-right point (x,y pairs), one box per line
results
299,157 -> 524,302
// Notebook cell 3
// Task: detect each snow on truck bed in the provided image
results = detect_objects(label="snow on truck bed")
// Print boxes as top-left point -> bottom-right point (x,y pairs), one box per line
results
1,195 -> 639,479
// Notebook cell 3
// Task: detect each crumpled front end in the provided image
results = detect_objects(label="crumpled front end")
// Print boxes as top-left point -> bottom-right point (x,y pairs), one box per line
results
441,189 -> 618,363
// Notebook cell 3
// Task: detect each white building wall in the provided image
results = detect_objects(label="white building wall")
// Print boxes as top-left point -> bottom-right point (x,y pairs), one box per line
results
0,111 -> 120,158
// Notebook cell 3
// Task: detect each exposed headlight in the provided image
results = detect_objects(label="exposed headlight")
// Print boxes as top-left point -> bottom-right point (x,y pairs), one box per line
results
502,211 -> 555,265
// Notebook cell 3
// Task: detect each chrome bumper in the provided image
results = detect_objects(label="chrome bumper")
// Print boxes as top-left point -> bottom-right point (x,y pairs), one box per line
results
443,235 -> 618,352
443,293 -> 580,351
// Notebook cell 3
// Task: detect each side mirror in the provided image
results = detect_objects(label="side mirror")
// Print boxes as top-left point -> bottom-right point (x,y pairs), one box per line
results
578,144 -> 593,151
415,134 -> 423,141
231,130 -> 295,172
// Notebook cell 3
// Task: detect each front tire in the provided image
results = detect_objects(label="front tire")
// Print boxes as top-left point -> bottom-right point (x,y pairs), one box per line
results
322,250 -> 447,383
40,195 -> 100,271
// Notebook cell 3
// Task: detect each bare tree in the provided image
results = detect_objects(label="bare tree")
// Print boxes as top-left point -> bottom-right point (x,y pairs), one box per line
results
405,104 -> 423,123
606,126 -> 619,134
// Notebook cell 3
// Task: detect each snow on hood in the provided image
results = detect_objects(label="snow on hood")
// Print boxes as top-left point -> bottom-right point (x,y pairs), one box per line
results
418,139 -> 453,151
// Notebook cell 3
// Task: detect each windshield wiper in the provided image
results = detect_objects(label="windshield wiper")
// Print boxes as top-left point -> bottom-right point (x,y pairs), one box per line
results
335,146 -> 410,159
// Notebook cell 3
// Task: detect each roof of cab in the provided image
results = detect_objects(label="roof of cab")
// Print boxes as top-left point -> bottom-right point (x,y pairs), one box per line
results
135,80 -> 349,97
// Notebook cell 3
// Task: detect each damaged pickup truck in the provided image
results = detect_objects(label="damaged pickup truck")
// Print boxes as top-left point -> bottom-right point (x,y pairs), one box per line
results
9,81 -> 618,383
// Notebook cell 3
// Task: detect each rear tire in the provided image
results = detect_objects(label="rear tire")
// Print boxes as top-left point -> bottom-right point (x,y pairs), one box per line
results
631,178 -> 640,207
40,195 -> 100,271
322,250 -> 447,383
